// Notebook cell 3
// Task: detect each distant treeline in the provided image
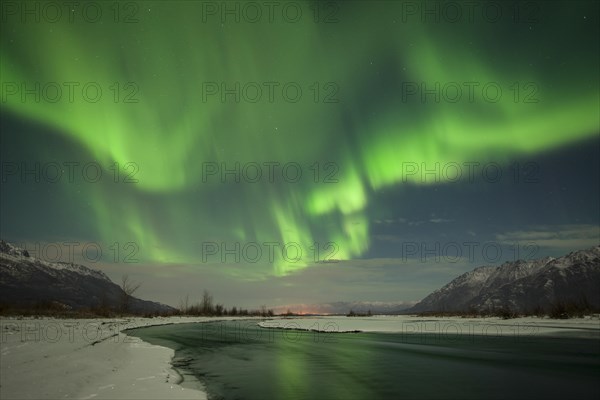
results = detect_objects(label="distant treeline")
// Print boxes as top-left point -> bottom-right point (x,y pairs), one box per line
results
3,296 -> 598,320
177,290 -> 274,317
416,297 -> 600,320
0,289 -> 275,318
347,309 -> 373,317
0,300 -> 134,318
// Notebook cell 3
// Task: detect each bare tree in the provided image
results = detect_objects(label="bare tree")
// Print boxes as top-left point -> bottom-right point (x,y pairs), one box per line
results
201,289 -> 213,315
120,274 -> 141,313
179,294 -> 190,315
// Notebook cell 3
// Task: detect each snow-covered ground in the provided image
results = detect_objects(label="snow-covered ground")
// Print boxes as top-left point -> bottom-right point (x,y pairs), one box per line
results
259,315 -> 600,338
0,316 -> 253,400
2,315 -> 599,399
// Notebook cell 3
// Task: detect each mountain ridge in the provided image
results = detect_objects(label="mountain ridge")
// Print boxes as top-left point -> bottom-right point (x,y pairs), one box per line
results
0,240 -> 175,314
408,245 -> 600,314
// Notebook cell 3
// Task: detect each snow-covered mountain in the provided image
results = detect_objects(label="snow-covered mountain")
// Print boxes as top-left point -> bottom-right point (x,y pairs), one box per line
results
0,240 -> 175,314
409,245 -> 600,313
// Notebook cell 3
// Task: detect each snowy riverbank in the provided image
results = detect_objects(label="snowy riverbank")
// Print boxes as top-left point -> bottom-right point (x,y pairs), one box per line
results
0,316 -> 252,399
2,315 -> 599,399
259,315 -> 600,338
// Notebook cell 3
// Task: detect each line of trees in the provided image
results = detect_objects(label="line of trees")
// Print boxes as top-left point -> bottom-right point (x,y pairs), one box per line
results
347,309 -> 372,317
178,290 -> 274,317
417,295 -> 598,320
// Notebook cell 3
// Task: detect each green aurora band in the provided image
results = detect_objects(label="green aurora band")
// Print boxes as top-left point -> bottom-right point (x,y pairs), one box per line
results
1,1 -> 598,276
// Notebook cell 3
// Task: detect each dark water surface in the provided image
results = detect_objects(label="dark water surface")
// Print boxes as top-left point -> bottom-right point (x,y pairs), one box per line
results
128,320 -> 600,400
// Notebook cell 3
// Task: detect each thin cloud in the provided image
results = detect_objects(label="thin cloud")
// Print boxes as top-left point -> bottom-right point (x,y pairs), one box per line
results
495,224 -> 599,249
429,218 -> 454,224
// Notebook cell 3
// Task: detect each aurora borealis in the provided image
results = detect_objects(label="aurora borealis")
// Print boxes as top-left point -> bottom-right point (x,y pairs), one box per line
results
1,1 -> 599,307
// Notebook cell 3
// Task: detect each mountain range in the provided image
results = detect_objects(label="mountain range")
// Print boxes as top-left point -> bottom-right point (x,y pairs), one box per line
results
0,240 -> 175,314
2,239 -> 599,316
408,245 -> 600,314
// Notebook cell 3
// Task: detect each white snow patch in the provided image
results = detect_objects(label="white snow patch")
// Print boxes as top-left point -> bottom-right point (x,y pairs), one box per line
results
0,316 -> 257,399
258,315 -> 600,337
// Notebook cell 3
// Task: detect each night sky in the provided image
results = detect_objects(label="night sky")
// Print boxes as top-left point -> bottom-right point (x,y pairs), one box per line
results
1,1 -> 598,310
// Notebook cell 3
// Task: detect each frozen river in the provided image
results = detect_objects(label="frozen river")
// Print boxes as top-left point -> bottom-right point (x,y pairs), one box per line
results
129,319 -> 600,400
